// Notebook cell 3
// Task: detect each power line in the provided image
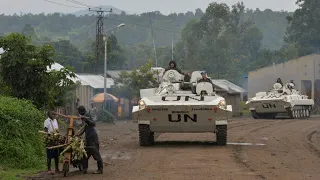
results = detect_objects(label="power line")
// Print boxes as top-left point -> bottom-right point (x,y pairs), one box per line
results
65,0 -> 93,8
89,8 -> 113,72
44,0 -> 84,8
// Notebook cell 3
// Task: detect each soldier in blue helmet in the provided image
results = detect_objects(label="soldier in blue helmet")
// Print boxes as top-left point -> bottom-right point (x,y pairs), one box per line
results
290,79 -> 295,86
198,71 -> 213,84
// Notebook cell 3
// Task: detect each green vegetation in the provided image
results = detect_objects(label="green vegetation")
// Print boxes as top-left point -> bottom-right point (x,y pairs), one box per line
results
239,101 -> 250,116
112,59 -> 159,100
97,108 -> 115,123
0,0 -> 320,178
0,5 -> 294,79
0,168 -> 41,180
0,96 -> 45,169
0,33 -> 76,109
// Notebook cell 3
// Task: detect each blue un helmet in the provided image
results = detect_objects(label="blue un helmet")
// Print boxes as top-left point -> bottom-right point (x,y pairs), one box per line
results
200,70 -> 207,75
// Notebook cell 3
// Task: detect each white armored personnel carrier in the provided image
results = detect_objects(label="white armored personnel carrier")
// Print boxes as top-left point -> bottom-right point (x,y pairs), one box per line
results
246,81 -> 314,119
132,69 -> 233,146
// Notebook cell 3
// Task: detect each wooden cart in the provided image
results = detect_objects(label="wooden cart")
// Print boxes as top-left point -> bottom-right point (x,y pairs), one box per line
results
53,113 -> 87,177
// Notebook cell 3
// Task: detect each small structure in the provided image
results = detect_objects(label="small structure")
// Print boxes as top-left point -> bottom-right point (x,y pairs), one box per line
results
90,93 -> 119,116
48,63 -> 118,115
211,79 -> 247,117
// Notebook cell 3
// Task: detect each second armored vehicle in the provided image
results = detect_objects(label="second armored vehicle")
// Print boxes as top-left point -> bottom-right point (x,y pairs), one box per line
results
132,69 -> 233,146
246,81 -> 314,119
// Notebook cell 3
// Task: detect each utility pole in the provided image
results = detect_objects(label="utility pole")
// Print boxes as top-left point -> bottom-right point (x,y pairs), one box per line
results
89,7 -> 112,72
171,32 -> 174,60
148,13 -> 157,67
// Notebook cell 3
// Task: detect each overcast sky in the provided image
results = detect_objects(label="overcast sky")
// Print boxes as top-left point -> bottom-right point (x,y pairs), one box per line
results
2,0 -> 298,15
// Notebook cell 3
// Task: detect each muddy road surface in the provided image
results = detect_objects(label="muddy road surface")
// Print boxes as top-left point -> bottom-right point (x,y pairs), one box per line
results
28,116 -> 320,180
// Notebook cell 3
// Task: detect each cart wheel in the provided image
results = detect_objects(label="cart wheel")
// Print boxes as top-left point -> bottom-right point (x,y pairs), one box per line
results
63,162 -> 69,177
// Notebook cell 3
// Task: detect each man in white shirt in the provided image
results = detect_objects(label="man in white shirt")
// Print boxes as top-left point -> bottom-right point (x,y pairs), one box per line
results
44,110 -> 60,174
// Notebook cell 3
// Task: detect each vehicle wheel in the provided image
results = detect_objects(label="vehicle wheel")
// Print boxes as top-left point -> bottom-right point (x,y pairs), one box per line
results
306,109 -> 310,118
216,125 -> 227,146
63,162 -> 69,177
287,108 -> 294,119
293,110 -> 297,119
303,109 -> 307,118
139,124 -> 154,146
299,110 -> 303,118
251,110 -> 259,119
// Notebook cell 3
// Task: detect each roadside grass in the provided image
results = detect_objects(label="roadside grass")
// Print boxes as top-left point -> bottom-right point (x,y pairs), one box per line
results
0,167 -> 42,180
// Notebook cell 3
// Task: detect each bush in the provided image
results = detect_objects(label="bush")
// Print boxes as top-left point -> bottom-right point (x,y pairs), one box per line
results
97,108 -> 115,124
239,101 -> 250,116
0,96 -> 45,169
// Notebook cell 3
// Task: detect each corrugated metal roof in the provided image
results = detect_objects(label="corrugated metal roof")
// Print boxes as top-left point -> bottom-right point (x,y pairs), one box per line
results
76,74 -> 114,89
108,68 -> 164,79
0,48 -> 4,54
211,79 -> 247,94
48,63 -> 114,89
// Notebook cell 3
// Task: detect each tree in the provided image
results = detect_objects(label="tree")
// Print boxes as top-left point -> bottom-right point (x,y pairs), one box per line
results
0,33 -> 76,109
83,34 -> 126,73
173,2 -> 264,82
21,24 -> 38,42
51,40 -> 87,72
112,60 -> 158,118
285,0 -> 320,55
113,59 -> 158,100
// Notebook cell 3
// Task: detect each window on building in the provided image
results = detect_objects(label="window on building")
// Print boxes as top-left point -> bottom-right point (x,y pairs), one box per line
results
314,80 -> 320,107
301,80 -> 312,99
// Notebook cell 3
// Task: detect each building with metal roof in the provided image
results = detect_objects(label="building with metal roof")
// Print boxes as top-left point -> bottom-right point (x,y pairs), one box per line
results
49,63 -> 118,115
210,79 -> 246,117
212,79 -> 246,94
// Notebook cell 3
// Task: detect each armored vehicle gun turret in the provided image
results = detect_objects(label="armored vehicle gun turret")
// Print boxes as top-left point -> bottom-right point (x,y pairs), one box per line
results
246,82 -> 314,119
132,69 -> 233,146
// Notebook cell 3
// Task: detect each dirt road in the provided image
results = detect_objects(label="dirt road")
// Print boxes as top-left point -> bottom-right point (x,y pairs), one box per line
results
29,116 -> 320,180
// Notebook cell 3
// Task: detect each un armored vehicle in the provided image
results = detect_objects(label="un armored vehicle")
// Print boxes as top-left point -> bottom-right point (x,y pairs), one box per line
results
246,82 -> 314,119
132,69 -> 233,146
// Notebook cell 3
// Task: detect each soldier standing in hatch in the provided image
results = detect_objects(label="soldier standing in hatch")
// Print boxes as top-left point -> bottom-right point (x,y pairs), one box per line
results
164,60 -> 184,74
198,71 -> 213,84
77,106 -> 103,174
197,71 -> 215,91
276,78 -> 283,86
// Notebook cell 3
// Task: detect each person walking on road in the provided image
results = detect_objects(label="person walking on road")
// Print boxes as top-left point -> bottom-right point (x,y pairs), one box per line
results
77,105 -> 104,174
44,110 -> 60,174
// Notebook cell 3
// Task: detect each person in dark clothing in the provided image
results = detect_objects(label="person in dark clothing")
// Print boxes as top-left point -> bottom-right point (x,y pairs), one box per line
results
276,78 -> 283,86
164,60 -> 184,74
77,106 -> 103,174
197,71 -> 213,84
290,79 -> 295,86
197,71 -> 215,91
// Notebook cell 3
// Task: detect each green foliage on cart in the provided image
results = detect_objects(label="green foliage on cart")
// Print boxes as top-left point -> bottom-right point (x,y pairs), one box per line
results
97,108 -> 115,124
0,96 -> 45,169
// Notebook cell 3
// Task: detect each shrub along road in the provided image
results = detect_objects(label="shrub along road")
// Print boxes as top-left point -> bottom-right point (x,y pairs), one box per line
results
27,117 -> 320,180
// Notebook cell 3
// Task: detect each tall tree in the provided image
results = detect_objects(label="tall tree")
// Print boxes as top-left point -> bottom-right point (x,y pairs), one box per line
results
0,33 -> 76,109
285,0 -> 320,55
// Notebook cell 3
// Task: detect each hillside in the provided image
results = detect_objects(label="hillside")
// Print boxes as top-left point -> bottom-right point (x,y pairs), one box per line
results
0,8 -> 292,50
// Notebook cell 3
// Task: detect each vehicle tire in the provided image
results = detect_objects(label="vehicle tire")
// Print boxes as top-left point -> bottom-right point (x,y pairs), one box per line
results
251,110 -> 259,119
306,109 -> 310,118
139,124 -> 154,146
216,125 -> 227,146
287,108 -> 294,119
63,162 -> 69,177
